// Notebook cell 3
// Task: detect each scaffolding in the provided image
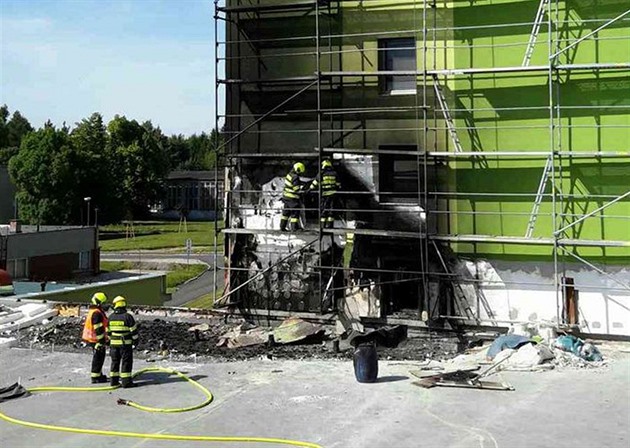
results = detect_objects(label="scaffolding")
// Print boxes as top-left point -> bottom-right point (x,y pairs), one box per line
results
213,0 -> 630,329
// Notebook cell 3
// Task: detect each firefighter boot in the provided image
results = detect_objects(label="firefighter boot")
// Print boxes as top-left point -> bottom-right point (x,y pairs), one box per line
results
91,374 -> 108,384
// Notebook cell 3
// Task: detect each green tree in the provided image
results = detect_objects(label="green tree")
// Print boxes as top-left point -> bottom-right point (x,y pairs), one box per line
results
0,105 -> 9,149
8,125 -> 74,224
166,134 -> 190,169
6,110 -> 33,147
167,128 -> 223,171
108,116 -> 169,218
0,106 -> 34,165
69,113 -> 124,223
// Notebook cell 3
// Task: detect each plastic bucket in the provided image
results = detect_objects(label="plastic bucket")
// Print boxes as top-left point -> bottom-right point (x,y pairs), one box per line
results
353,343 -> 378,383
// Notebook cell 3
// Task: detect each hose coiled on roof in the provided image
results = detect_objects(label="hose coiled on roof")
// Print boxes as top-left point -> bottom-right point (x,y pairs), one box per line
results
0,366 -> 322,447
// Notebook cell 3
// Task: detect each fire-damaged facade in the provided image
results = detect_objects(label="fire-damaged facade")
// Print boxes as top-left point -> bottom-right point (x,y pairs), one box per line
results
215,1 -> 630,336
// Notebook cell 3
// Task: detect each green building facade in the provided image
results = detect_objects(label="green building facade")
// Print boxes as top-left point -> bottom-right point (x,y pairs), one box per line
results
218,0 -> 629,335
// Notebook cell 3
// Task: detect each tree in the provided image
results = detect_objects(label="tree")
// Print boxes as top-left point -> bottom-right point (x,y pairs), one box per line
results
6,111 -> 33,148
0,105 -> 9,149
0,106 -> 34,165
166,128 -> 223,171
69,113 -> 124,223
108,116 -> 170,218
166,134 -> 190,169
8,125 -> 74,224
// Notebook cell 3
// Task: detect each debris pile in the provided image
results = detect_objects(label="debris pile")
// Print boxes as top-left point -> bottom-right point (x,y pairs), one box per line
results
409,332 -> 609,391
0,303 -> 58,333
4,306 -> 462,362
2,300 -> 611,372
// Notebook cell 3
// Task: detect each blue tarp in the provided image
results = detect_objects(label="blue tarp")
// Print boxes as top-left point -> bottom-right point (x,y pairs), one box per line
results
555,335 -> 603,362
487,334 -> 532,359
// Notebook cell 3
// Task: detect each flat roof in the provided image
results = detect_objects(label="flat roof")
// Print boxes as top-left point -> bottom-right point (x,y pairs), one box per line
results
0,225 -> 85,235
0,348 -> 629,447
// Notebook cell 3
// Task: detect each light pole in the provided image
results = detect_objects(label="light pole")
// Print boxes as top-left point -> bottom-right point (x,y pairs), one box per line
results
84,197 -> 91,227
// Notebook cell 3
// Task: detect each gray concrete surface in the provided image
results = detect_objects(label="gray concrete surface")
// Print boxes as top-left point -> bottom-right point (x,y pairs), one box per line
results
0,348 -> 628,448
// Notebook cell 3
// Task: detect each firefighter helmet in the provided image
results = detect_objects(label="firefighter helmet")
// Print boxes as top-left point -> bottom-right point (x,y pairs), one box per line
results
91,292 -> 107,306
293,162 -> 306,174
112,296 -> 127,309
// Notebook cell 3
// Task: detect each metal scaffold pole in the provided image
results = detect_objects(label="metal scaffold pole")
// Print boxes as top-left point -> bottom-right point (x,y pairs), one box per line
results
213,0 -> 220,305
315,0 -> 324,313
548,0 -> 561,326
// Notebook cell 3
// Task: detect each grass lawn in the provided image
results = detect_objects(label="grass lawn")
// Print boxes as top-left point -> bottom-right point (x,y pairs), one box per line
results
100,260 -> 207,292
184,292 -> 216,309
100,221 -> 223,252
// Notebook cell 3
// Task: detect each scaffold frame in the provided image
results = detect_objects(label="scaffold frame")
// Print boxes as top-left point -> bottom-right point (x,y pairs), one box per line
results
212,0 -> 630,328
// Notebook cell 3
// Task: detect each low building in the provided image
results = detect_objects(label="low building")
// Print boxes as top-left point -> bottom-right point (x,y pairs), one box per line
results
154,170 -> 223,221
0,225 -> 99,281
0,167 -> 16,223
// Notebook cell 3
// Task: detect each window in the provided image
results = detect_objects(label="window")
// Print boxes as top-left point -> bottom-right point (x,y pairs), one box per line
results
378,38 -> 416,94
201,182 -> 213,210
78,251 -> 91,271
7,258 -> 28,279
378,145 -> 419,204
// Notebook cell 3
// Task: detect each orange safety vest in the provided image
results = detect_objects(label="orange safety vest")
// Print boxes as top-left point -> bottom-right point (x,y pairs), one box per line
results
82,308 -> 109,343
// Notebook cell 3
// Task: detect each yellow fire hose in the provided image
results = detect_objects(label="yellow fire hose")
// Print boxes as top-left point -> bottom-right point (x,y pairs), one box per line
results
0,366 -> 322,448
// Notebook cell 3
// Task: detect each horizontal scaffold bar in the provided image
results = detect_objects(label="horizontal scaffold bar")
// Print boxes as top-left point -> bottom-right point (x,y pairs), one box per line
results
219,63 -> 630,84
222,228 -> 629,248
433,235 -> 630,248
321,63 -> 630,77
318,148 -> 630,158
217,1 -> 316,14
228,153 -> 320,159
222,228 -> 426,239
218,76 -> 318,85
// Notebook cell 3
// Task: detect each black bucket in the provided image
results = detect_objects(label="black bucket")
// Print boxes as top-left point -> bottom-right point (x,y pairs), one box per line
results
353,343 -> 378,383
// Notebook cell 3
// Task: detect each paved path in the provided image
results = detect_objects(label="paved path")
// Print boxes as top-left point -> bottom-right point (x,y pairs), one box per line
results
102,252 -> 224,306
101,252 -> 214,265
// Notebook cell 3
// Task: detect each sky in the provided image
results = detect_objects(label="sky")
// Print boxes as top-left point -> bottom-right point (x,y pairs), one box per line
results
1,0 -> 223,136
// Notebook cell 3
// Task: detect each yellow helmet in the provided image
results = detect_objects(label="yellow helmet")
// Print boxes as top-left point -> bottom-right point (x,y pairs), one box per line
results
112,296 -> 127,309
322,159 -> 332,169
293,162 -> 306,174
91,292 -> 107,306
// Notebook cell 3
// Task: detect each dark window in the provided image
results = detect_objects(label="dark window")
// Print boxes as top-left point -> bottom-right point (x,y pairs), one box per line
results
379,145 -> 419,204
378,38 -> 416,94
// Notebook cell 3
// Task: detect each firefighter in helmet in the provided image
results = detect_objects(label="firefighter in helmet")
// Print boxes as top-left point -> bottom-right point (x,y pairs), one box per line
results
81,292 -> 109,383
280,162 -> 309,231
310,159 -> 340,228
108,296 -> 139,388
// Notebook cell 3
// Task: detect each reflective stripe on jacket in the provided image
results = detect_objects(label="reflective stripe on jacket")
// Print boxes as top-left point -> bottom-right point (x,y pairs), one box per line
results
82,308 -> 108,343
311,167 -> 339,197
283,170 -> 304,199
107,311 -> 139,347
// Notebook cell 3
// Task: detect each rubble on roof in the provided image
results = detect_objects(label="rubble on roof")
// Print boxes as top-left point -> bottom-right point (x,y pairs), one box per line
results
3,308 -> 464,362
217,322 -> 268,348
0,303 -> 58,333
272,318 -> 326,344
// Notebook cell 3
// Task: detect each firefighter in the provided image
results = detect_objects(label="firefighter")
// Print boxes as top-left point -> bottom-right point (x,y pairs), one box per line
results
81,292 -> 109,383
311,159 -> 340,228
108,296 -> 139,388
280,162 -> 308,232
